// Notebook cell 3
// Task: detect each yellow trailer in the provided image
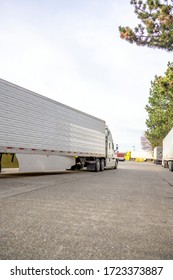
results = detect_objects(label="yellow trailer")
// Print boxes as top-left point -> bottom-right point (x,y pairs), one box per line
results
124,151 -> 131,161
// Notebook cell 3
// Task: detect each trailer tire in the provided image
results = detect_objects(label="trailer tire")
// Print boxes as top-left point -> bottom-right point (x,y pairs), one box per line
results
114,159 -> 118,169
168,161 -> 173,172
95,159 -> 100,172
100,159 -> 104,171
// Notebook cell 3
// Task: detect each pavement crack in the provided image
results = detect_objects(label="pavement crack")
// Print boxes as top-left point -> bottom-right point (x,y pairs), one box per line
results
0,173 -> 97,200
162,178 -> 173,188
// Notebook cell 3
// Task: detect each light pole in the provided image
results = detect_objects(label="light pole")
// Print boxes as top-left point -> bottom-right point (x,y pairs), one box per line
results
132,146 -> 135,151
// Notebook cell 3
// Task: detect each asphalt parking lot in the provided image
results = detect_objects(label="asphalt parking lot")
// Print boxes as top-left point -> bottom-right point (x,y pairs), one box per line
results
0,161 -> 173,259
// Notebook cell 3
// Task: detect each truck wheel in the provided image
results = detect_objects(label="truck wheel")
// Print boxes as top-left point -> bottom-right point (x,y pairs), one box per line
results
114,159 -> 118,169
95,159 -> 100,172
100,159 -> 104,171
168,161 -> 173,172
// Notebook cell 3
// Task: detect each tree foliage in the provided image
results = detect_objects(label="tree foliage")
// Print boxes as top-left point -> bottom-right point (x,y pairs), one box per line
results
145,62 -> 173,147
119,0 -> 173,51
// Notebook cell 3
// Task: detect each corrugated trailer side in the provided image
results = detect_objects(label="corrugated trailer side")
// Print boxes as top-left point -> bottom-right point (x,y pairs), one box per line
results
0,78 -> 105,155
0,78 -> 106,172
162,128 -> 173,171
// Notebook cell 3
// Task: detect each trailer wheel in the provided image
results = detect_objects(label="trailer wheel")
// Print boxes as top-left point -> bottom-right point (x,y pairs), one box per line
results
100,159 -> 104,171
95,159 -> 100,172
168,161 -> 173,172
114,159 -> 118,169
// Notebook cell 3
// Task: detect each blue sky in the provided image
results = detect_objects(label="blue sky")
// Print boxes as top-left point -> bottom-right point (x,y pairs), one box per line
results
0,0 -> 171,151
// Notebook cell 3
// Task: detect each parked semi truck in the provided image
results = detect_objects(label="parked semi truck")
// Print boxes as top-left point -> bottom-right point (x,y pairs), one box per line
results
153,146 -> 162,164
116,152 -> 125,161
0,78 -> 118,173
162,128 -> 173,171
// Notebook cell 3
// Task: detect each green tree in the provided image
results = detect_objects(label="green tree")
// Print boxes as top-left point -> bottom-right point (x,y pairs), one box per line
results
119,0 -> 173,51
145,62 -> 173,147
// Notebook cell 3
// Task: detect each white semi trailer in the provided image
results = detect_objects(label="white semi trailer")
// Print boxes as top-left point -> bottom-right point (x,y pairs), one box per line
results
162,128 -> 173,171
0,78 -> 118,173
130,150 -> 153,161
